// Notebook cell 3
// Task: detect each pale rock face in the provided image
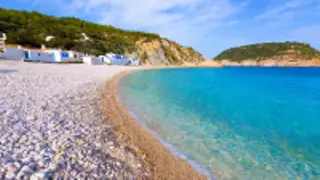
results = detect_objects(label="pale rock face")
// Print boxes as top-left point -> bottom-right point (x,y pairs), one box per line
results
81,33 -> 90,41
45,36 -> 54,42
158,47 -> 168,65
133,39 -> 206,65
220,60 -> 241,66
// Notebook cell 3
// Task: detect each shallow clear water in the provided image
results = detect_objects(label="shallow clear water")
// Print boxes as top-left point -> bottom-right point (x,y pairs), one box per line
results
118,67 -> 320,179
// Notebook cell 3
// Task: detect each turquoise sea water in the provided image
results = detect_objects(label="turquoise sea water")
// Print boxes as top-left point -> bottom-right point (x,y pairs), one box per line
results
118,67 -> 320,179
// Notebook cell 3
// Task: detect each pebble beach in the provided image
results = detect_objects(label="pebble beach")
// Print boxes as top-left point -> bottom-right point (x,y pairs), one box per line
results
0,61 -> 143,179
0,61 -> 206,180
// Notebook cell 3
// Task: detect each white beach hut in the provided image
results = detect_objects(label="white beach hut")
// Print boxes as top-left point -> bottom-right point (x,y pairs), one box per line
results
128,58 -> 140,66
0,47 -> 25,61
0,32 -> 6,51
99,55 -> 111,64
107,54 -> 130,65
43,49 -> 83,62
24,49 -> 55,63
82,56 -> 101,65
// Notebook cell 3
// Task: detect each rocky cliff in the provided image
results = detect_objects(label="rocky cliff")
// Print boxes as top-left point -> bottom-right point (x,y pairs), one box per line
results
131,39 -> 206,66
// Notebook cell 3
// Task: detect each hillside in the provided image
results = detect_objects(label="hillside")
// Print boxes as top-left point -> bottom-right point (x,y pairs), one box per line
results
0,8 -> 206,65
214,42 -> 320,66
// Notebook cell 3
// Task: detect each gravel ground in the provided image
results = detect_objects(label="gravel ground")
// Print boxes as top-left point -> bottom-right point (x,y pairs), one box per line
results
0,61 -> 143,179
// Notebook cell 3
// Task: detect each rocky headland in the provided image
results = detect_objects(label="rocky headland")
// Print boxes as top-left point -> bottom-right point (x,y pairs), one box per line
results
214,42 -> 320,67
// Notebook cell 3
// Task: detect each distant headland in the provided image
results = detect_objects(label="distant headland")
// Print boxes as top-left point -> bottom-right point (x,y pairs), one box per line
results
214,42 -> 320,66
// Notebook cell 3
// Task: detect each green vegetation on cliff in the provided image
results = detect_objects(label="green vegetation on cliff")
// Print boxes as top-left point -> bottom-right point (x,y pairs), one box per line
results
0,8 -> 160,55
214,42 -> 320,61
0,8 -> 206,65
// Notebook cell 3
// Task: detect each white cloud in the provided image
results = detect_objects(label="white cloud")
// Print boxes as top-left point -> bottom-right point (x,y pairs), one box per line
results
61,0 -> 244,53
225,20 -> 240,26
256,0 -> 316,20
16,0 -> 63,6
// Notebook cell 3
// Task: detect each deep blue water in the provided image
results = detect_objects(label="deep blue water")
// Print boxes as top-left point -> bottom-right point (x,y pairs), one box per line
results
118,67 -> 320,179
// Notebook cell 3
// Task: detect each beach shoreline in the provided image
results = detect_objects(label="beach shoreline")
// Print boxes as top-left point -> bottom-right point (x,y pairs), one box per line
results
101,69 -> 207,180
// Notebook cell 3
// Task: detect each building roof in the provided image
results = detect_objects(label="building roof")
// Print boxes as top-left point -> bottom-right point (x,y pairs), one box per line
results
23,48 -> 51,54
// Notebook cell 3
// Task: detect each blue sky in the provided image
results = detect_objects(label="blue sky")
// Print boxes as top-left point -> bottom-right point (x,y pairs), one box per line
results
1,0 -> 320,58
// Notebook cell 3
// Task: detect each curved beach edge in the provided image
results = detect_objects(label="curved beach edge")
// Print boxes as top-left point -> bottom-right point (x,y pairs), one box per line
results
101,69 -> 207,180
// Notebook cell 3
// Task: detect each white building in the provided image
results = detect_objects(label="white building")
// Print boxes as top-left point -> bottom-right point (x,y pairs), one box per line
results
0,47 -> 25,61
128,58 -> 140,66
98,55 -> 111,64
0,46 -> 84,63
105,53 -> 140,66
24,49 -> 55,63
0,47 -> 54,62
44,49 -> 83,62
107,53 -> 130,65
22,48 -> 83,63
82,56 -> 102,65
0,34 -> 80,63
0,32 -> 6,51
